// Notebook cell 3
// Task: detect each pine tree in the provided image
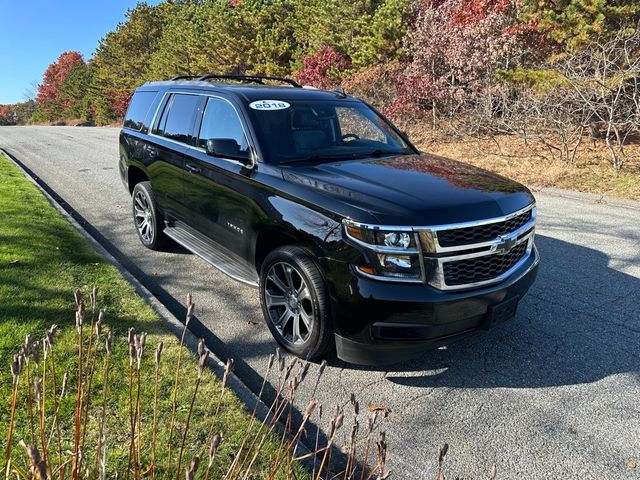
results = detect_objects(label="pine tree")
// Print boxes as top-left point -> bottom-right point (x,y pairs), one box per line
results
351,0 -> 412,68
519,0 -> 640,50
91,1 -> 178,113
289,0 -> 381,62
58,62 -> 93,119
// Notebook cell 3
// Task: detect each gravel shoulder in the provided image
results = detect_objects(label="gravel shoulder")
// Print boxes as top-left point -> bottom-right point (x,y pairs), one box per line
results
2,126 -> 639,479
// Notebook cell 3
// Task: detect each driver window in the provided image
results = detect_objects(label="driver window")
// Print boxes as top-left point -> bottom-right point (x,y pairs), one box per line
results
336,107 -> 386,143
198,97 -> 249,151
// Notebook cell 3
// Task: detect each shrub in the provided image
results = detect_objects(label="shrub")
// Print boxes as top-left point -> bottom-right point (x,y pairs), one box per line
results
0,105 -> 17,126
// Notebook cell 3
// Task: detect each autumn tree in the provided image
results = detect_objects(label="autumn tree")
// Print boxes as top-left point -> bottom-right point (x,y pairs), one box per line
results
31,0 -> 639,137
35,51 -> 85,120
294,47 -> 351,88
398,0 -> 540,126
0,105 -> 16,125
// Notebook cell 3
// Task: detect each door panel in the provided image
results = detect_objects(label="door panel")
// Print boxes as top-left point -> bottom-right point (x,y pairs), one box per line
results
147,92 -> 201,221
146,137 -> 190,220
182,96 -> 256,260
183,152 -> 254,258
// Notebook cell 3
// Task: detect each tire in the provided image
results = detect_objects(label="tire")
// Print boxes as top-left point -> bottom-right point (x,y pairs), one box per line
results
131,181 -> 167,250
259,246 -> 333,360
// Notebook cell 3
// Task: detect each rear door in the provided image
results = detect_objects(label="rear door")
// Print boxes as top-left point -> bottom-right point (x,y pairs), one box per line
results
147,92 -> 201,221
181,95 -> 255,259
120,90 -> 161,184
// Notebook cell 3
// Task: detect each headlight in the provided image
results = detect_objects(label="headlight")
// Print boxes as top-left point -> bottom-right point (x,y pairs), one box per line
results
343,222 -> 424,282
383,232 -> 411,249
345,225 -> 418,250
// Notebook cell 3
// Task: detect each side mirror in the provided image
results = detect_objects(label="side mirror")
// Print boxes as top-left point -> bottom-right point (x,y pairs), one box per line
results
206,138 -> 252,164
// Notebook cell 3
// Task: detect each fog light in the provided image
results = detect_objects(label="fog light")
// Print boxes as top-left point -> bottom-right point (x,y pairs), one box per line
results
379,254 -> 412,269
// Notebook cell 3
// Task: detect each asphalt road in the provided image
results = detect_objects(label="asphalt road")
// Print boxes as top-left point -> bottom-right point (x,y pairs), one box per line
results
2,126 -> 639,479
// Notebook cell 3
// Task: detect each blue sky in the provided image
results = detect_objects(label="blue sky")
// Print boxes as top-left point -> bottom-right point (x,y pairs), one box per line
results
0,1 -> 159,104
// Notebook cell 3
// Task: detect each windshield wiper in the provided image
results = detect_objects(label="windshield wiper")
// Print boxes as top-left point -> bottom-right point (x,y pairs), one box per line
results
351,149 -> 405,159
280,150 -> 408,165
279,154 -> 352,165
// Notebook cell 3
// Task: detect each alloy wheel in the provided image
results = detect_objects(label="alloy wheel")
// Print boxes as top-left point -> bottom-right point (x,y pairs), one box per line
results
264,262 -> 314,345
133,190 -> 154,243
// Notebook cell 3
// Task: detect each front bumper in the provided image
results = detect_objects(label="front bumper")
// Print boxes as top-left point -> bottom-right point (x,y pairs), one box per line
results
325,245 -> 540,365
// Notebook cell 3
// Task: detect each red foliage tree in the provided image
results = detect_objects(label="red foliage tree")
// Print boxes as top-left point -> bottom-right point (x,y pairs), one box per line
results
108,91 -> 132,119
294,47 -> 351,90
389,0 -> 545,119
450,0 -> 512,26
0,104 -> 16,125
36,51 -> 85,117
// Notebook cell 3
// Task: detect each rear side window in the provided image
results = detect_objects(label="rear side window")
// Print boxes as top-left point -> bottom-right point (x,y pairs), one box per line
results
154,94 -> 200,144
123,91 -> 158,132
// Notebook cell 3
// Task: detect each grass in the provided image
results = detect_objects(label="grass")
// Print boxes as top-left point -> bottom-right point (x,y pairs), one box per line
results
0,153 -> 309,479
402,123 -> 640,201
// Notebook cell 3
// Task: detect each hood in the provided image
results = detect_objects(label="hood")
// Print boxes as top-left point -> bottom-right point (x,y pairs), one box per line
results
281,153 -> 535,225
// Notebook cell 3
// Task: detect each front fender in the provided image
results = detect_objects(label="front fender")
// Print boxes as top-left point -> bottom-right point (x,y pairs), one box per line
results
251,194 -> 341,263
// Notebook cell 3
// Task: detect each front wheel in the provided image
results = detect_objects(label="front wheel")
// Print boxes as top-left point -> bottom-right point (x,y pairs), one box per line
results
131,181 -> 167,250
259,246 -> 333,360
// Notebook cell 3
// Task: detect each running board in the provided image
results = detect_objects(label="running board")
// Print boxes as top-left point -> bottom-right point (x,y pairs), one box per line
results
164,225 -> 259,288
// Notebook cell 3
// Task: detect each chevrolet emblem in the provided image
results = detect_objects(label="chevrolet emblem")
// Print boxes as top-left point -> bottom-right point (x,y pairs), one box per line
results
494,235 -> 517,254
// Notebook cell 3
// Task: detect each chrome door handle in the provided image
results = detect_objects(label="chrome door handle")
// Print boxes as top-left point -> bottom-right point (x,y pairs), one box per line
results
146,146 -> 159,159
185,163 -> 201,174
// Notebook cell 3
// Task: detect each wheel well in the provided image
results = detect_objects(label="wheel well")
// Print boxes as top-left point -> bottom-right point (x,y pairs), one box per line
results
127,166 -> 149,194
255,229 -> 301,273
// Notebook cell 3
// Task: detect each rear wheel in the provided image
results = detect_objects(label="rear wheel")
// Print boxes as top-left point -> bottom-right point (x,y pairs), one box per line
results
259,246 -> 333,360
131,181 -> 167,250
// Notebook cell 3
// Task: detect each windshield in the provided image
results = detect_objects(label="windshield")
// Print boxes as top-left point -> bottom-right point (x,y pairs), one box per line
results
245,99 -> 413,164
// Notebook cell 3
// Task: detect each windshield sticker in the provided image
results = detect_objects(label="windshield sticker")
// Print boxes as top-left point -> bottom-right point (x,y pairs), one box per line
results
249,100 -> 290,111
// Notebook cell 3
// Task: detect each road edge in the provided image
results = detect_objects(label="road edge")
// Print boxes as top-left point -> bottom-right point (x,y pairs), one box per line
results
0,147 -> 313,465
530,185 -> 640,211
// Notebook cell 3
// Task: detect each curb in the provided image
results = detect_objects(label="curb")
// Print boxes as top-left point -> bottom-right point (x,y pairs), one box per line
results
530,185 -> 640,211
0,147 -> 312,465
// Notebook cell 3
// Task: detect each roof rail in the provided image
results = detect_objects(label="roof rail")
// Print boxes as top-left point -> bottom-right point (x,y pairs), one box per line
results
170,75 -> 200,81
196,74 -> 301,88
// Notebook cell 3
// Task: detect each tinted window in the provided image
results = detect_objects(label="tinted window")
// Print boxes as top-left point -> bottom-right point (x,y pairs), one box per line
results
198,97 -> 248,151
246,100 -> 411,164
155,94 -> 200,144
336,107 -> 386,143
123,91 -> 158,131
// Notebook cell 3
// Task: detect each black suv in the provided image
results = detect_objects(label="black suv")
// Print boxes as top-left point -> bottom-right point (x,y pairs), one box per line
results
119,74 -> 539,365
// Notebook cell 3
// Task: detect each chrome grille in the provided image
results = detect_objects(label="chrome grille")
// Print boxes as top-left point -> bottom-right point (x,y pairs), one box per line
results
436,209 -> 532,248
442,242 -> 528,286
419,204 -> 536,290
